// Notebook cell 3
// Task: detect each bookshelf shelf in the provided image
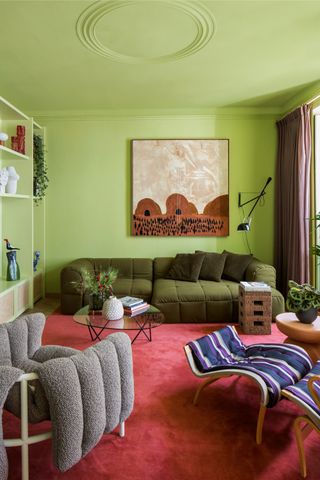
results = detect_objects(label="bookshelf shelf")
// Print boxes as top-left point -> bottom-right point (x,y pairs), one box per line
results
0,95 -> 45,321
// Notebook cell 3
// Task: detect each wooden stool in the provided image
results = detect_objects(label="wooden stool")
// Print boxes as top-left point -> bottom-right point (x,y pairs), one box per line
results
239,283 -> 272,334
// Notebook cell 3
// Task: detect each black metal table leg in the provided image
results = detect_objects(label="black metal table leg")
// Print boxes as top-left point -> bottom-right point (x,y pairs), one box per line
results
87,320 -> 108,341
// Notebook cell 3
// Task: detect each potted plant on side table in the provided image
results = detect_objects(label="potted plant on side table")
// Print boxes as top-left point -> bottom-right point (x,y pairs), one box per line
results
286,280 -> 320,324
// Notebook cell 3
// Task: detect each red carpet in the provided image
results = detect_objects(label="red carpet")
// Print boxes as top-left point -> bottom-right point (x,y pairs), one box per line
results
4,316 -> 320,480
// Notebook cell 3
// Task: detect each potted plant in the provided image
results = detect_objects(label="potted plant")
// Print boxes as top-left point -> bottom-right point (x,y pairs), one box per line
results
75,267 -> 118,310
286,280 -> 320,323
33,134 -> 48,205
312,211 -> 320,260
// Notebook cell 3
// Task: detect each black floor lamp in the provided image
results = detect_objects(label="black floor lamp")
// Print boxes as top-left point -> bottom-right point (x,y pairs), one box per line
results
237,177 -> 272,231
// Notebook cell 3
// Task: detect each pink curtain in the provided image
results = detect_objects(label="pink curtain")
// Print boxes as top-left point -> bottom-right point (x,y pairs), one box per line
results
275,104 -> 311,294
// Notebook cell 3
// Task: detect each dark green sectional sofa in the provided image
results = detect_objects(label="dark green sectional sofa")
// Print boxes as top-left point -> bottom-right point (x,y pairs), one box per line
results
60,256 -> 285,322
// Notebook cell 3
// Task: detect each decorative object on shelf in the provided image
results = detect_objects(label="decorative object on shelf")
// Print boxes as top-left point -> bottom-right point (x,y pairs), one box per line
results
286,280 -> 320,324
0,132 -> 8,146
5,166 -> 20,194
3,238 -> 20,251
6,250 -> 20,281
237,177 -> 272,231
102,295 -> 124,320
72,267 -> 118,311
131,139 -> 229,237
16,125 -> 25,136
11,136 -> 19,152
33,251 -> 40,272
16,125 -> 25,154
33,135 -> 48,205
0,168 -> 9,194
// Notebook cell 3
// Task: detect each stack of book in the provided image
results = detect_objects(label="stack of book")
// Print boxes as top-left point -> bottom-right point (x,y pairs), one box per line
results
119,296 -> 150,316
240,281 -> 271,292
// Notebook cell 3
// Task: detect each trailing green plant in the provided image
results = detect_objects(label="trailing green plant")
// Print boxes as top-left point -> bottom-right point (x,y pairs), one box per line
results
33,134 -> 48,205
312,211 -> 320,258
286,280 -> 320,312
73,267 -> 118,297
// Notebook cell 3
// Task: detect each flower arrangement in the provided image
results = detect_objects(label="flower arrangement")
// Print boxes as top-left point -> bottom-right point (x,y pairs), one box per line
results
286,280 -> 320,312
77,267 -> 118,298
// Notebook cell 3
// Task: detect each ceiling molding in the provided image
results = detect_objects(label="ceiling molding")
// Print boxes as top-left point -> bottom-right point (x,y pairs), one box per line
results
30,107 -> 282,121
76,0 -> 215,64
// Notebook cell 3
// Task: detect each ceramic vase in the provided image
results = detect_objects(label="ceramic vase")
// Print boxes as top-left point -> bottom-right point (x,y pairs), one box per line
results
6,251 -> 20,281
102,296 -> 124,320
296,308 -> 318,324
6,166 -> 20,194
0,167 -> 8,194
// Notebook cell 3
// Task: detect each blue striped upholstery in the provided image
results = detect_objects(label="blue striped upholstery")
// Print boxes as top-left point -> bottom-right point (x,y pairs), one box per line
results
187,326 -> 312,407
282,361 -> 320,428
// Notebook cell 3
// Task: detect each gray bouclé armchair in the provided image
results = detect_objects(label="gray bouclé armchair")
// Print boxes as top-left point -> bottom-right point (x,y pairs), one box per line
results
0,313 -> 134,480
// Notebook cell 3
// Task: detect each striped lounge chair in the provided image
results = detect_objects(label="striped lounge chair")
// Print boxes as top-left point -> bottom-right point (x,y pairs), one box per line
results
282,362 -> 320,478
184,325 -> 312,444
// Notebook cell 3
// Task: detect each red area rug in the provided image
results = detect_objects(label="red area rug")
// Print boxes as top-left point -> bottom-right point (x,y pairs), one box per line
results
4,316 -> 320,480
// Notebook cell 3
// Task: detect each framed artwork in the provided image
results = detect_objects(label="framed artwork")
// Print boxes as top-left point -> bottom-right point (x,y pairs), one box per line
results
131,139 -> 229,237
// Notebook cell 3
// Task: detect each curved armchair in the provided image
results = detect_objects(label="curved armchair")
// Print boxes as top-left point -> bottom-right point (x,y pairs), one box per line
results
282,363 -> 320,478
0,313 -> 134,480
185,326 -> 312,445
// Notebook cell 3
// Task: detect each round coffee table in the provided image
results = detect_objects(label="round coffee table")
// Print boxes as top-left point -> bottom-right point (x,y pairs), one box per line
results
276,312 -> 320,363
73,305 -> 164,344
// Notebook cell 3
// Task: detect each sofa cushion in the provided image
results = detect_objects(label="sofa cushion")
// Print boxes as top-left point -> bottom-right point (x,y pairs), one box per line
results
151,278 -> 239,323
152,278 -> 239,304
222,251 -> 253,282
107,278 -> 152,303
196,251 -> 227,282
92,258 -> 153,281
166,253 -> 205,282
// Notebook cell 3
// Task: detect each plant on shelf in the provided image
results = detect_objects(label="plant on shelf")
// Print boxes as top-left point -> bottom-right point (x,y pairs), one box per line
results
286,280 -> 320,324
312,211 -> 320,260
33,134 -> 48,205
73,267 -> 118,310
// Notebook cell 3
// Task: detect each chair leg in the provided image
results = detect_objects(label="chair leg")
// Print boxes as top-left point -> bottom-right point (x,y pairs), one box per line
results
119,421 -> 125,438
294,417 -> 309,478
193,378 -> 220,405
20,378 -> 29,480
256,404 -> 267,445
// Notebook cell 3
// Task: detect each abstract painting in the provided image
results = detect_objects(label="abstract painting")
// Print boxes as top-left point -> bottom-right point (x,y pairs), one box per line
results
131,139 -> 229,236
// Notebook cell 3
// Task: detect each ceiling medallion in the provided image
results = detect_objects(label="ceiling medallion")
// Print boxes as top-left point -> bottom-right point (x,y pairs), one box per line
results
76,0 -> 215,64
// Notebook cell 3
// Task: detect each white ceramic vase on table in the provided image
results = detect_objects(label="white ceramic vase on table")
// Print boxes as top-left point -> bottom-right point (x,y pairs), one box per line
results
102,296 -> 124,320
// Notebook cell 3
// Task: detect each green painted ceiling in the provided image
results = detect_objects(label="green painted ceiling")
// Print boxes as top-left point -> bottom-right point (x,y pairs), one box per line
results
0,0 -> 320,112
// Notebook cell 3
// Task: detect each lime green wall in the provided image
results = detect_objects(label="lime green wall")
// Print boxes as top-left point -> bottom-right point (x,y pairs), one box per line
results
43,113 -> 277,293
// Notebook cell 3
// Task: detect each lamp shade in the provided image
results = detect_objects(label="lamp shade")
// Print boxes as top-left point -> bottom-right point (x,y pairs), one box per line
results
237,222 -> 250,231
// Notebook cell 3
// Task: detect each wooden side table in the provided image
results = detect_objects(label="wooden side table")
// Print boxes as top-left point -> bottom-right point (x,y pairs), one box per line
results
276,312 -> 320,363
239,283 -> 272,334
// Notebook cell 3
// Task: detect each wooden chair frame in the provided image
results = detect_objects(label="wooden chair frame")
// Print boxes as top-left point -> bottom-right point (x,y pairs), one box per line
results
282,374 -> 320,478
184,334 -> 269,444
4,372 -> 125,480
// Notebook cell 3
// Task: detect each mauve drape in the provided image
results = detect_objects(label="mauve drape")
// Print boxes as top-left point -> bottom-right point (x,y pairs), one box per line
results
275,104 -> 311,295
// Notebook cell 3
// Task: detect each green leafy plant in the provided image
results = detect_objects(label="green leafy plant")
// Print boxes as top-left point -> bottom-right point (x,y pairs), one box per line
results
74,267 -> 118,297
33,134 -> 48,205
286,280 -> 320,312
312,211 -> 320,258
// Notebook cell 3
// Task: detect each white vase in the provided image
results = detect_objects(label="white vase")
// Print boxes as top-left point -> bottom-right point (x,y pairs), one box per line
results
102,296 -> 124,320
6,166 -> 19,194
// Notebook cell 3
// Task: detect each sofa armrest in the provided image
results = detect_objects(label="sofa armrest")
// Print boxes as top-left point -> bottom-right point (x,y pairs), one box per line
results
60,259 -> 94,314
245,258 -> 276,289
